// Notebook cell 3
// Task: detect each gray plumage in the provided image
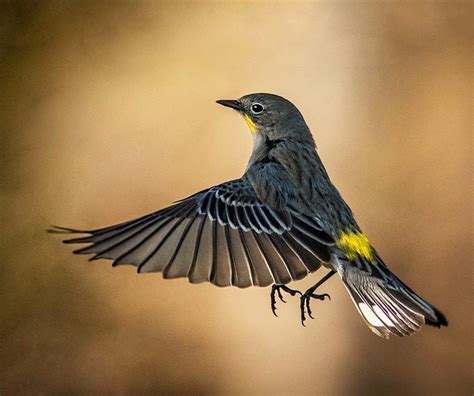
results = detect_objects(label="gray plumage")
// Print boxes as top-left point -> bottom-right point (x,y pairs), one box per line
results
52,93 -> 447,338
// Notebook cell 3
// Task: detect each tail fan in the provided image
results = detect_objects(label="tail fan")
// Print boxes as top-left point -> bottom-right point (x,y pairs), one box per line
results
333,255 -> 448,338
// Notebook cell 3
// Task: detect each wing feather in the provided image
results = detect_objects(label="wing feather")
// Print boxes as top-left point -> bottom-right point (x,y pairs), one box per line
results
162,213 -> 200,279
238,230 -> 274,286
226,227 -> 253,287
254,233 -> 292,284
267,234 -> 309,281
138,217 -> 193,273
210,222 -> 233,287
189,217 -> 214,284
57,178 -> 335,287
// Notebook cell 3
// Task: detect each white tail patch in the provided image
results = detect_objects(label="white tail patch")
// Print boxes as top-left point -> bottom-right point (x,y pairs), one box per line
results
358,303 -> 384,327
332,252 -> 447,338
372,305 -> 395,327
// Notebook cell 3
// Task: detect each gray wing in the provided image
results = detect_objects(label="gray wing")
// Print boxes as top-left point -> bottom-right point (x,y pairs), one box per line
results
54,179 -> 335,288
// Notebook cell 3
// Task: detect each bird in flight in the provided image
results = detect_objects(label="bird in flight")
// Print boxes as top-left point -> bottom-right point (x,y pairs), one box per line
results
51,93 -> 447,338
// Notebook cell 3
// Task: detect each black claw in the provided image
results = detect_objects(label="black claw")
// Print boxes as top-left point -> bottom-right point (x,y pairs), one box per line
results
305,296 -> 314,319
299,291 -> 331,326
295,270 -> 336,327
310,292 -> 331,301
270,284 -> 302,319
276,287 -> 286,303
270,285 -> 279,317
270,280 -> 331,326
300,296 -> 307,326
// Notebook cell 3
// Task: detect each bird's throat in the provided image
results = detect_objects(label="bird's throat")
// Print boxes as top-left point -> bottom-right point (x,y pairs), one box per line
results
242,114 -> 257,134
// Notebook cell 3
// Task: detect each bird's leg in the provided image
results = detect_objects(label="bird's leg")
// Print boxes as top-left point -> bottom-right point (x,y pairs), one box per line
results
300,270 -> 336,326
271,284 -> 302,317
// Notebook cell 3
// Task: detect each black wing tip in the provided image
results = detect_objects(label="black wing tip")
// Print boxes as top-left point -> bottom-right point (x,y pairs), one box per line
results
47,225 -> 95,245
47,225 -> 80,234
47,225 -> 91,236
425,307 -> 449,328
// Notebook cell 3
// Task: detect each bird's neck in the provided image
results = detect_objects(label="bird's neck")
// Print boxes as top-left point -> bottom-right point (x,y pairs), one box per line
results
246,134 -> 284,168
247,132 -> 319,179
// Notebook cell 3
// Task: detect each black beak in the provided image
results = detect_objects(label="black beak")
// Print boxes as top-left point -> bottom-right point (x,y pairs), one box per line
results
216,99 -> 242,111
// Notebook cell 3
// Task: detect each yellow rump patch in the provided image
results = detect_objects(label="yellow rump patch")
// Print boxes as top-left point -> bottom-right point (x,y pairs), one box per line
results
337,231 -> 375,263
242,114 -> 257,134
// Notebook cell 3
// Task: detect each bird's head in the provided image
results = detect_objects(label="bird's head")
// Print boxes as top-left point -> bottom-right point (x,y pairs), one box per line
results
216,93 -> 311,142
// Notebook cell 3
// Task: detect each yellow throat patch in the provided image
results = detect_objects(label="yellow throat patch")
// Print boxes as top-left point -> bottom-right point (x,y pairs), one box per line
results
242,114 -> 257,133
337,230 -> 375,263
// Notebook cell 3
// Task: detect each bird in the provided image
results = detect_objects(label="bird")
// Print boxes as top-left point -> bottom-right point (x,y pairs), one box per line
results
51,93 -> 448,338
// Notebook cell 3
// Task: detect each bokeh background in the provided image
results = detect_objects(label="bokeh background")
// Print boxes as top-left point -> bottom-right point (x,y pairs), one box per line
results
1,1 -> 472,394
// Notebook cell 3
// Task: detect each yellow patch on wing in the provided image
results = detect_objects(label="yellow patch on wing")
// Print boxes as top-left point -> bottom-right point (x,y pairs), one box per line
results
242,114 -> 257,133
337,230 -> 375,263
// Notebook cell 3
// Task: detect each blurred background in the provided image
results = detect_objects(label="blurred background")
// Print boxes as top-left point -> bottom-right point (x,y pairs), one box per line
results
0,1 -> 472,394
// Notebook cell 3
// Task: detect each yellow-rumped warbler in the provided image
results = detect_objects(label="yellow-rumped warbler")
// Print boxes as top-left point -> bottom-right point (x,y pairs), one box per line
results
51,93 -> 447,338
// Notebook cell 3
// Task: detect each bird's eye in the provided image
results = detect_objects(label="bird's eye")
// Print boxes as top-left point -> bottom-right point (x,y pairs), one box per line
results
250,103 -> 264,114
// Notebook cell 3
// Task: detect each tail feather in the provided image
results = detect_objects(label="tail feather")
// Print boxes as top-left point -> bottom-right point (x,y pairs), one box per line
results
333,255 -> 448,338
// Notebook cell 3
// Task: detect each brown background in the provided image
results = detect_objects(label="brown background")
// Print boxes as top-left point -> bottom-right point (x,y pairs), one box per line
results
1,1 -> 472,394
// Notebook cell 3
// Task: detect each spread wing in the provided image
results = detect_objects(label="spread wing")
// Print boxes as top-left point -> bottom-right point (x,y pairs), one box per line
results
53,179 -> 335,288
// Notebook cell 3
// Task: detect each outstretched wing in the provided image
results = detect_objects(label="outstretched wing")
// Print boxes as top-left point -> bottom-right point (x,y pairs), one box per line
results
53,179 -> 335,288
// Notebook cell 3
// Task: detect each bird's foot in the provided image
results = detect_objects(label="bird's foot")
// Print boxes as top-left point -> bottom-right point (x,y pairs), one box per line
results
299,288 -> 331,326
271,284 -> 302,317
